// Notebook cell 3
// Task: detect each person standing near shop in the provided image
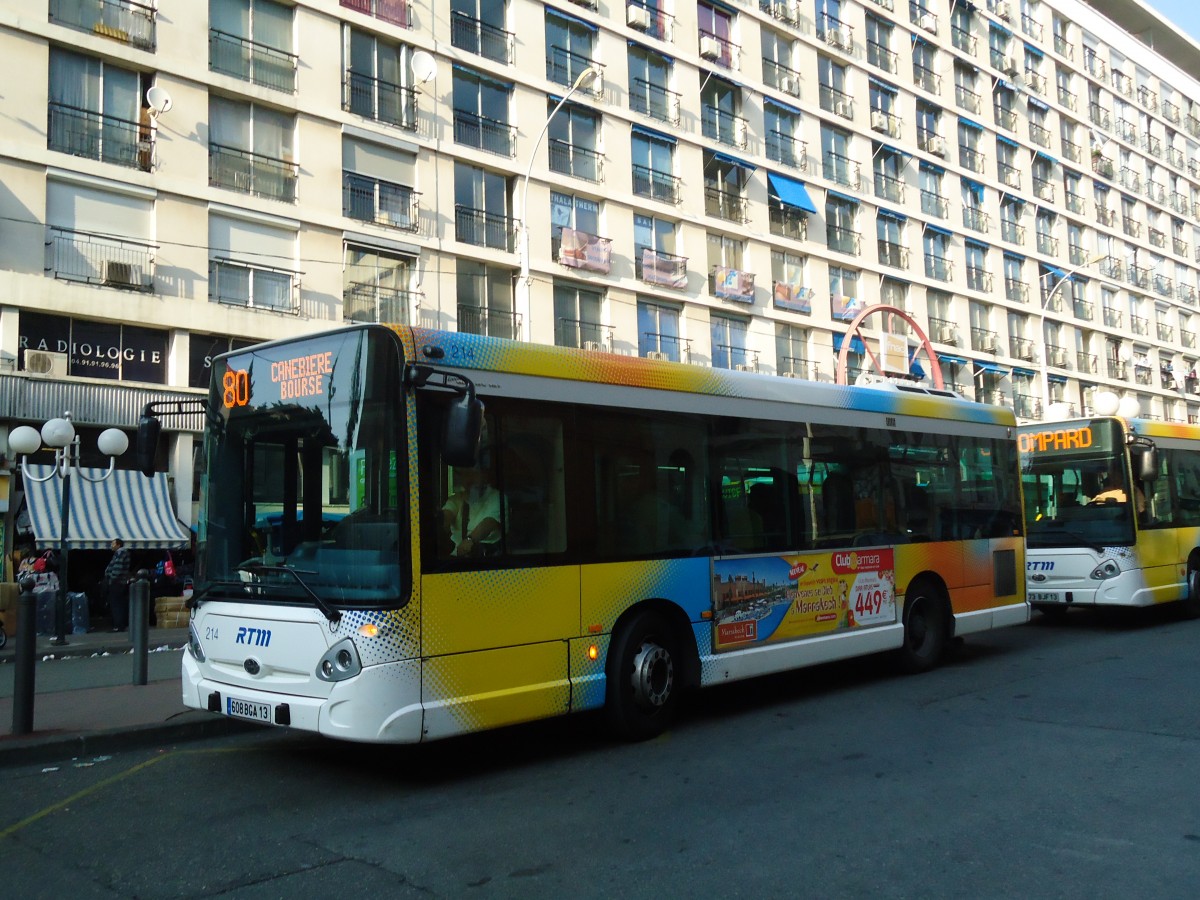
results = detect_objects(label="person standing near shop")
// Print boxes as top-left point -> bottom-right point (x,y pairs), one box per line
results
104,537 -> 132,632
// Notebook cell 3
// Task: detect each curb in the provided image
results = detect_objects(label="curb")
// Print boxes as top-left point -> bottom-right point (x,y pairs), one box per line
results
0,714 -> 256,768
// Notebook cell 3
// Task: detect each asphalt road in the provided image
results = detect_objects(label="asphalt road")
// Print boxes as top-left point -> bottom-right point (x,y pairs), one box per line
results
3,606 -> 1200,898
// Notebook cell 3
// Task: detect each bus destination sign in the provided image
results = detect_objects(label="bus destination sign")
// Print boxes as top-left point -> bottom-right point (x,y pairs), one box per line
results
221,350 -> 334,410
1017,426 -> 1094,454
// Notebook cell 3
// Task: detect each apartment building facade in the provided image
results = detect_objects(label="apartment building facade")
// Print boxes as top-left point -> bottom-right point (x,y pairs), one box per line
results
0,0 -> 1199,538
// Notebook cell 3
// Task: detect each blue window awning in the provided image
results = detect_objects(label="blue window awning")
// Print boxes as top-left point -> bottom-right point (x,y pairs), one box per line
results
920,161 -> 946,175
833,333 -> 866,355
1047,373 -> 1068,383
767,172 -> 817,213
938,353 -> 967,366
631,123 -> 675,144
1013,367 -> 1036,378
976,361 -> 1009,375
996,134 -> 1019,148
962,178 -> 984,196
1042,263 -> 1067,281
1024,42 -> 1043,58
826,188 -> 859,205
958,116 -> 984,131
1004,251 -> 1026,262
910,359 -> 926,379
924,223 -> 953,237
710,150 -> 755,171
877,207 -> 908,221
1028,96 -> 1050,112
23,465 -> 191,550
1035,149 -> 1058,165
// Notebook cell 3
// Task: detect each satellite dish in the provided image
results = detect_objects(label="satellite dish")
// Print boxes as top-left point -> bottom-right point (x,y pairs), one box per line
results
410,51 -> 437,85
146,85 -> 173,118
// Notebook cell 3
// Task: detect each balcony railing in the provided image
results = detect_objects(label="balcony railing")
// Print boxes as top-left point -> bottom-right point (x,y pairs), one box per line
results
340,0 -> 410,29
48,102 -> 152,171
210,29 -> 297,92
868,41 -> 899,74
629,78 -> 681,125
874,171 -> 904,203
45,226 -> 155,291
1073,299 -> 1094,320
454,205 -> 514,251
924,253 -> 952,281
956,85 -> 982,114
1107,358 -> 1127,379
50,0 -> 156,50
819,85 -> 855,118
966,266 -> 993,292
342,173 -> 419,231
971,327 -> 999,352
1054,33 -> 1073,59
344,282 -> 416,324
343,71 -> 417,131
458,305 -> 522,340
209,144 -> 297,201
929,316 -> 957,344
1045,345 -> 1071,368
454,110 -> 515,157
764,59 -> 802,97
1000,220 -> 1025,244
627,1 -> 674,41
209,258 -> 300,314
1103,307 -> 1123,328
636,248 -> 688,289
998,162 -> 1021,188
1036,233 -> 1058,255
641,332 -> 691,362
632,164 -> 681,204
450,11 -> 512,63
702,107 -> 749,149
963,207 -> 989,232
552,229 -> 613,273
960,146 -> 986,173
1130,314 -> 1149,336
699,30 -> 740,70
768,204 -> 808,241
547,46 -> 600,89
1010,336 -> 1037,361
827,226 -> 861,255
822,152 -> 860,189
705,185 -> 748,223
817,14 -> 854,52
549,140 -> 603,182
913,63 -> 941,94
1057,86 -> 1078,111
1029,123 -> 1050,147
1033,177 -> 1055,202
952,25 -> 976,55
1005,278 -> 1028,303
1158,321 -> 1176,342
1066,192 -> 1086,215
555,317 -> 613,350
994,105 -> 1017,131
878,240 -> 909,268
921,190 -> 949,218
1015,394 -> 1042,419
1062,138 -> 1082,163
767,132 -> 808,171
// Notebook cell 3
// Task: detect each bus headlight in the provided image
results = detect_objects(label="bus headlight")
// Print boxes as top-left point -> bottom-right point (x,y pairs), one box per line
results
187,623 -> 206,662
1090,560 -> 1122,580
316,637 -> 362,682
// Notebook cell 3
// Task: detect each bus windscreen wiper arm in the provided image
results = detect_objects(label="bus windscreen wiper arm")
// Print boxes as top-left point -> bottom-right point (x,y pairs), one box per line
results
238,564 -> 343,624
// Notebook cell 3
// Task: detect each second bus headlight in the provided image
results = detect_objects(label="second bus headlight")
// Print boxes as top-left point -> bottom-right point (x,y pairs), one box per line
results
1090,560 -> 1122,580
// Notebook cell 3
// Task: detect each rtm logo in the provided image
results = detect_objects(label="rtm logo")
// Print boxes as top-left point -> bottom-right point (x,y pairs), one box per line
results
235,626 -> 272,647
1027,561 -> 1055,572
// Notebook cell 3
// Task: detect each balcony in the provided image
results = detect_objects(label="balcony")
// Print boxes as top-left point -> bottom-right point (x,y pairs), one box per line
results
1162,98 -> 1181,124
1149,228 -> 1166,250
702,107 -> 749,149
959,146 -> 986,173
1045,345 -> 1071,368
344,282 -> 416,324
924,253 -> 952,281
1091,154 -> 1115,179
956,85 -> 982,114
827,225 -> 861,256
768,204 -> 808,241
929,316 -> 958,344
1015,394 -> 1042,419
1073,299 -> 1094,321
1159,321 -> 1176,342
1068,245 -> 1089,266
868,41 -> 899,75
1083,48 -> 1107,80
555,317 -> 613,350
1065,192 -> 1087,215
450,11 -> 512,63
627,1 -> 673,41
340,0 -> 410,28
1005,278 -> 1028,303
1119,166 -> 1141,192
819,85 -> 855,119
632,164 -> 681,204
1175,237 -> 1192,258
709,267 -> 756,303
778,355 -> 811,378
1096,207 -> 1117,228
1000,220 -> 1025,244
1036,233 -> 1058,256
971,327 -> 999,352
636,247 -> 688,289
767,132 -> 808,171
547,46 -> 601,90
1054,34 -> 1074,59
998,162 -> 1021,189
1103,306 -> 1123,328
553,228 -> 613,274
1057,86 -> 1078,111
1155,275 -> 1175,298
209,144 -> 297,202
764,59 -> 802,98
458,305 -> 522,340
1076,352 -> 1099,375
877,240 -> 909,268
454,205 -> 514,251
343,71 -> 417,131
1121,217 -> 1142,238
962,207 -> 989,233
343,173 -> 419,231
453,110 -> 515,157
966,266 -> 993,292
874,171 -> 904,203
1023,71 -> 1047,96
822,152 -> 861,189
630,79 -> 681,125
699,30 -> 740,70
210,29 -> 297,92
871,109 -> 902,138
1010,336 -> 1037,361
1107,358 -> 1127,379
1032,177 -> 1055,203
1062,139 -> 1082,164
1130,314 -> 1150,336
1134,365 -> 1153,385
1111,70 -> 1133,97
921,190 -> 949,219
1029,123 -> 1051,148
705,185 -> 748,223
549,140 -> 604,182
48,102 -> 153,172
994,105 -> 1017,131
209,258 -> 299,314
45,226 -> 155,291
1020,14 -> 1043,40
817,14 -> 854,53
50,0 -> 156,51
1099,256 -> 1123,280
952,25 -> 976,55
641,333 -> 691,362
913,63 -> 941,95
761,0 -> 800,26
1088,104 -> 1112,131
1179,285 -> 1197,306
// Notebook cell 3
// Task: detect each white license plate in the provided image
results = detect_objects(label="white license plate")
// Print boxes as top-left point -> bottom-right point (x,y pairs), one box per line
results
1029,591 -> 1060,603
227,696 -> 272,723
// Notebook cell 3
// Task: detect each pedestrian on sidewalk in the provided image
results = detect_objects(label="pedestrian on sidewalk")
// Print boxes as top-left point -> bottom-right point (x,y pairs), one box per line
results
104,537 -> 132,632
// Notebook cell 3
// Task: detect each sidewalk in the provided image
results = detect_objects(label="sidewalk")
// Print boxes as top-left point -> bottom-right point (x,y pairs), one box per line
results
0,627 -> 250,766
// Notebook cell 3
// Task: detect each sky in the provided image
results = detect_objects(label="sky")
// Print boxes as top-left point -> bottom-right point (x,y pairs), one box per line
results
1146,0 -> 1200,43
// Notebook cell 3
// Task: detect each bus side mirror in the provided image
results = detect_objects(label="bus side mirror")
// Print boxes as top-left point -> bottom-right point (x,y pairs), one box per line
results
442,392 -> 484,468
136,414 -> 162,477
1132,446 -> 1158,483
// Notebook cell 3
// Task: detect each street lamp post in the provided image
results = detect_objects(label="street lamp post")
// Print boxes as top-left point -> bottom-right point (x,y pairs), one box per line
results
517,65 -> 602,331
9,414 -> 129,645
1038,255 -> 1107,420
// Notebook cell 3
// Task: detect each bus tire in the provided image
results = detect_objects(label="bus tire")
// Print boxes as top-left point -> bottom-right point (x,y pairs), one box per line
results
1181,569 -> 1200,620
897,579 -> 948,674
605,608 -> 679,741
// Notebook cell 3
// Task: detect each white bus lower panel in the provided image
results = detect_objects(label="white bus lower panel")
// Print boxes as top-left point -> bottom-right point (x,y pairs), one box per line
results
698,623 -> 904,686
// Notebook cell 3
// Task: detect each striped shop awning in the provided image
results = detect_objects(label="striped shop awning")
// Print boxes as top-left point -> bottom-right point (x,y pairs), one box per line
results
23,464 -> 190,550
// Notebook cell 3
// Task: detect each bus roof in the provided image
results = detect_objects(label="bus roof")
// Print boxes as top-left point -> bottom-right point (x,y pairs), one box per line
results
399,326 -> 1015,428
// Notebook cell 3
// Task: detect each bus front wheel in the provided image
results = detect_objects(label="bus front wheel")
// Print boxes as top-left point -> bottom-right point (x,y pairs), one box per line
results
605,609 -> 679,741
1181,569 -> 1200,619
898,580 -> 948,674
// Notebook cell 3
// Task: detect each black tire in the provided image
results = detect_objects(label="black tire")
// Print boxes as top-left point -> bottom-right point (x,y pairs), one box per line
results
897,579 -> 948,674
605,609 -> 680,741
1032,603 -> 1070,623
0,623 -> 6,650
1180,569 -> 1200,620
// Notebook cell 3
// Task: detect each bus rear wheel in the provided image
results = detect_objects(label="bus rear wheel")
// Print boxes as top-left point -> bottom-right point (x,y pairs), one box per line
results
605,609 -> 679,741
898,580 -> 948,674
1181,569 -> 1200,620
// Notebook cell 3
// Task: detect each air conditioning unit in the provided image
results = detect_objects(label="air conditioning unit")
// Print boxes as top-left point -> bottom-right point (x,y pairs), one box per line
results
1000,56 -> 1018,76
828,29 -> 849,51
646,350 -> 670,360
734,364 -> 753,372
25,350 -> 68,378
834,100 -> 851,117
779,74 -> 797,95
103,260 -> 141,287
582,340 -> 603,351
699,35 -> 722,60
995,1 -> 1012,20
871,110 -> 889,130
919,13 -> 937,33
938,325 -> 957,344
928,135 -> 947,156
627,5 -> 650,29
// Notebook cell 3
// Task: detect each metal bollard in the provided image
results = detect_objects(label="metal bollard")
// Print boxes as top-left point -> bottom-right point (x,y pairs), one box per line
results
12,576 -> 38,735
131,570 -> 150,686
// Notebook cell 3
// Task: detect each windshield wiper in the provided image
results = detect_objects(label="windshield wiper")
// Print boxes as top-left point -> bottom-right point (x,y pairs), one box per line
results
1030,524 -> 1104,553
236,563 -> 342,624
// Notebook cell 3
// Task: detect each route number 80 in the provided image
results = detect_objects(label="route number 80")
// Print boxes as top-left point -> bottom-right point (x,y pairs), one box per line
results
223,369 -> 250,408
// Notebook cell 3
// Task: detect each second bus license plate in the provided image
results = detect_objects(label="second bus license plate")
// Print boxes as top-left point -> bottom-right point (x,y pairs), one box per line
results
227,696 -> 272,723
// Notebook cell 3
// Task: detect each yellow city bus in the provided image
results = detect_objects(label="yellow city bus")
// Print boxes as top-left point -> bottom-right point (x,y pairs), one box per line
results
1019,415 -> 1200,618
143,324 -> 1027,743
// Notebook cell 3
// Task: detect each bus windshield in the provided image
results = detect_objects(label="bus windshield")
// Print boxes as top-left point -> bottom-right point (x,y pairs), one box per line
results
197,327 -> 407,608
1020,418 -> 1136,549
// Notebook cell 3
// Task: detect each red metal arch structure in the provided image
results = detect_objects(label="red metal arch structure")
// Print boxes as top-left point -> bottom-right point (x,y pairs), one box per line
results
835,303 -> 944,389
